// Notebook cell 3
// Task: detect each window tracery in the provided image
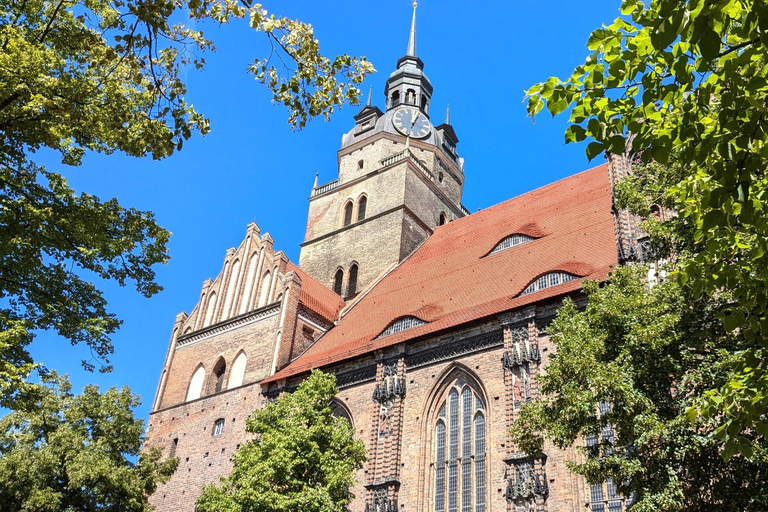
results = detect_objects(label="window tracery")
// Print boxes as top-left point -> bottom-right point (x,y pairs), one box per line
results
433,381 -> 486,512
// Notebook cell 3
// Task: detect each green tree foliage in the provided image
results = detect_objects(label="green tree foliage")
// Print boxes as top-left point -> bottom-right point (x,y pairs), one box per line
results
523,0 -> 768,458
512,267 -> 768,511
0,0 -> 374,400
0,372 -> 177,512
196,371 -> 366,512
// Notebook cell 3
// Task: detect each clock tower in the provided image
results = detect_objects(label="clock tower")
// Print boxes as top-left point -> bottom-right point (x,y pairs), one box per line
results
298,3 -> 466,300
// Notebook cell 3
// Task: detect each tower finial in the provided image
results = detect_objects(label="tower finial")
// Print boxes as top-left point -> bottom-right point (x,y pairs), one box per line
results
367,85 -> 372,106
313,172 -> 319,189
446,104 -> 450,124
407,2 -> 417,57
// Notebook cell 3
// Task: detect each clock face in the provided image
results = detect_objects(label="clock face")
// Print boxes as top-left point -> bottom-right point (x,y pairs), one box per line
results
392,107 -> 431,138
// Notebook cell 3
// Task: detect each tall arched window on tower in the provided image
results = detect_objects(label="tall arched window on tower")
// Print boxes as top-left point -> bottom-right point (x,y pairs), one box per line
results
433,381 -> 486,512
343,201 -> 354,227
333,269 -> 344,296
347,264 -> 358,298
357,196 -> 367,222
212,357 -> 226,394
406,89 -> 415,104
392,90 -> 400,107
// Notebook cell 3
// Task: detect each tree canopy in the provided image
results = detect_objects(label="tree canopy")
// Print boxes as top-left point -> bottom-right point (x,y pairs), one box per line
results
0,373 -> 177,512
523,0 -> 768,461
196,370 -> 367,512
0,0 -> 374,402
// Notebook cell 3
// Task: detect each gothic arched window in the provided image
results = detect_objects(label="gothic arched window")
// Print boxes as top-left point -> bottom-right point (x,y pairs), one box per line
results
333,269 -> 344,296
439,213 -> 446,226
212,357 -> 226,394
186,365 -> 205,402
434,382 -> 486,512
228,351 -> 247,389
343,201 -> 354,227
357,196 -> 367,222
347,264 -> 359,298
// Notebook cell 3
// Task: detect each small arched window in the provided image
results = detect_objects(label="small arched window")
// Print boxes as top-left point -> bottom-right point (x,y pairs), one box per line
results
421,95 -> 428,110
343,201 -> 354,227
212,357 -> 226,394
439,213 -> 446,226
347,264 -> 358,298
392,90 -> 401,107
186,365 -> 205,402
406,89 -> 415,104
357,196 -> 367,222
333,269 -> 344,296
213,418 -> 225,437
358,159 -> 364,170
438,172 -> 444,183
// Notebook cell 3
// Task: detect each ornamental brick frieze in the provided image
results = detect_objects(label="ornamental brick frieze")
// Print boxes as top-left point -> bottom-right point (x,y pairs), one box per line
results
175,303 -> 280,348
405,329 -> 503,369
335,365 -> 377,389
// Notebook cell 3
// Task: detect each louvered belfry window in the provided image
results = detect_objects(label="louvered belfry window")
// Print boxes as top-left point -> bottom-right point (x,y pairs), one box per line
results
434,382 -> 486,512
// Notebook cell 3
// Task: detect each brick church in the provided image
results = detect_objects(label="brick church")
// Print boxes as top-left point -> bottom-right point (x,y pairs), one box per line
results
143,5 -> 642,512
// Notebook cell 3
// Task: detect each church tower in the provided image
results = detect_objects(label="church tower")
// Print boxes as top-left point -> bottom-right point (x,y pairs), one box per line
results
298,3 -> 466,299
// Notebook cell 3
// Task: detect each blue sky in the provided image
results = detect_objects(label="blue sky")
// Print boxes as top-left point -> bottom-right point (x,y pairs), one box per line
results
31,1 -> 622,423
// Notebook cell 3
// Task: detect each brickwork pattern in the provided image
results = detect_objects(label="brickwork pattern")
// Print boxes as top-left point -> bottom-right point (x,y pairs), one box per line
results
145,384 -> 259,512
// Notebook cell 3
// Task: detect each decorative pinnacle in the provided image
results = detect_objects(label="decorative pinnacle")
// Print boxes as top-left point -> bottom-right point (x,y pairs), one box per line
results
367,85 -> 372,106
407,2 -> 417,57
446,104 -> 450,124
313,172 -> 319,189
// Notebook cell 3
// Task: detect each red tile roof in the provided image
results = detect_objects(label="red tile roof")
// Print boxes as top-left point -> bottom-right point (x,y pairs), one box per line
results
286,262 -> 346,323
266,164 -> 618,383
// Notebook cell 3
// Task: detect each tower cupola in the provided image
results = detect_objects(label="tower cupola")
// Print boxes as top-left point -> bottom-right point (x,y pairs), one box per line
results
384,3 -> 433,115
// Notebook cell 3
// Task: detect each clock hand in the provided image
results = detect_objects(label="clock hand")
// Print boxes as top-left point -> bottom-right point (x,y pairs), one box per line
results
411,109 -> 418,126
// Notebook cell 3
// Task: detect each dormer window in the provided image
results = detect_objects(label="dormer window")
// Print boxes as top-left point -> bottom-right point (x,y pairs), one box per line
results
519,272 -> 579,296
487,234 -> 537,256
377,316 -> 427,338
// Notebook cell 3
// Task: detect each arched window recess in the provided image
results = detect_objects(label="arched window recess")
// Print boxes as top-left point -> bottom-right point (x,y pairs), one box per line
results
212,357 -> 226,394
